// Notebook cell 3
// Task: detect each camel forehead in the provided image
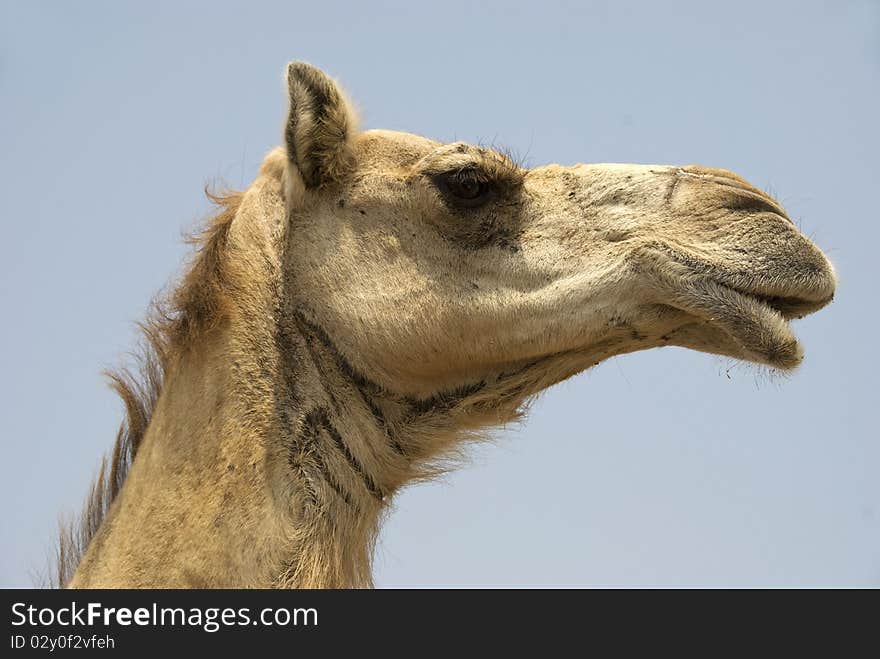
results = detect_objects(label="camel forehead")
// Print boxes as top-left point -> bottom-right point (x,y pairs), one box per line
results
354,129 -> 441,169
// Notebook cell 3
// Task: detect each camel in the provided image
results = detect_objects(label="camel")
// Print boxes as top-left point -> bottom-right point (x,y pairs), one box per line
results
59,62 -> 836,588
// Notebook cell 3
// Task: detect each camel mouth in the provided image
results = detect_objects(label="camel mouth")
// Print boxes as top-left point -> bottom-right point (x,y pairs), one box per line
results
665,279 -> 834,370
646,241 -> 836,369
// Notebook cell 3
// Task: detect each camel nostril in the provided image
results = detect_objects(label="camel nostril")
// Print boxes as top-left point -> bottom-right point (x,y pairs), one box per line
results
725,189 -> 789,218
675,167 -> 791,222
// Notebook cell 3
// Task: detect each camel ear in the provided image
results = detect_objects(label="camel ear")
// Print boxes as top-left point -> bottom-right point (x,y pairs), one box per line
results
284,62 -> 358,189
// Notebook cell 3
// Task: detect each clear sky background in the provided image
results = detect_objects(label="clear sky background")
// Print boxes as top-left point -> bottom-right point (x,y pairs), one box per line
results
1,0 -> 877,587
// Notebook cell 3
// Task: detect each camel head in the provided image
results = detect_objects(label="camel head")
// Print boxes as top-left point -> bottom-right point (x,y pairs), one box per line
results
282,62 -> 836,401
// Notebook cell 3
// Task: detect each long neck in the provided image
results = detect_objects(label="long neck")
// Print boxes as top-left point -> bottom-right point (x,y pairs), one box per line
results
69,305 -> 411,587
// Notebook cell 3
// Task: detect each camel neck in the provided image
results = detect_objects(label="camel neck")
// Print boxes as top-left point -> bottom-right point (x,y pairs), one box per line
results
69,309 -> 406,588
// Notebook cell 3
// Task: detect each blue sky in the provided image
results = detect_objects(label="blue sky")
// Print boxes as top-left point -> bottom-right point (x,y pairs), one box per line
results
1,0 -> 878,586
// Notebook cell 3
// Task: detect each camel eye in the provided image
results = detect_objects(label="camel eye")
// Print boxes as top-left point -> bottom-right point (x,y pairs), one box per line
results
433,169 -> 492,207
448,171 -> 485,199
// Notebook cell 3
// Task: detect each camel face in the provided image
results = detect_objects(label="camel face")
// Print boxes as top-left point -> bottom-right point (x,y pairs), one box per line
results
283,63 -> 835,398
287,136 -> 835,397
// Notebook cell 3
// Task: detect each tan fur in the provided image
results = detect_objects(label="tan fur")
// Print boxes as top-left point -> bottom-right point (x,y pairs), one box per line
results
63,62 -> 836,588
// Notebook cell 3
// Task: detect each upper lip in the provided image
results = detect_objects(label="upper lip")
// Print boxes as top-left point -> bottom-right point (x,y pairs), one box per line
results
654,243 -> 837,320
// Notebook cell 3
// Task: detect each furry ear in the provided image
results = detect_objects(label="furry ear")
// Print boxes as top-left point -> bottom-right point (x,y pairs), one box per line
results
284,62 -> 358,189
